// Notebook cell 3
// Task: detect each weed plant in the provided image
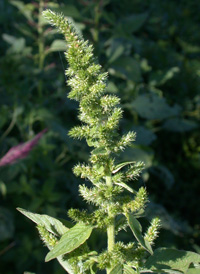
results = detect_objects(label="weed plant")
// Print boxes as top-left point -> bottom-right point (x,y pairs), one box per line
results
18,10 -> 200,274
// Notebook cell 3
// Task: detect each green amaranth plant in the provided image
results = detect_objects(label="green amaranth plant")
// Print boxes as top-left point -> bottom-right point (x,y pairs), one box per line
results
18,10 -> 200,274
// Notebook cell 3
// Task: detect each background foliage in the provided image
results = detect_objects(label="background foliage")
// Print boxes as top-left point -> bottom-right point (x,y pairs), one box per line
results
0,0 -> 200,273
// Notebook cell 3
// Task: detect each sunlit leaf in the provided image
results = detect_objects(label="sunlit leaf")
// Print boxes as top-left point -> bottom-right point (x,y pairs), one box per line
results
45,223 -> 93,261
47,40 -> 67,54
112,161 -> 136,174
110,263 -> 123,274
126,213 -> 153,254
114,181 -> 136,194
17,208 -> 68,236
123,265 -> 137,273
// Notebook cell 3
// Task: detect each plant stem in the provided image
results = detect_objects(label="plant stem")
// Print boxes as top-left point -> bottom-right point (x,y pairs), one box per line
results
106,174 -> 115,274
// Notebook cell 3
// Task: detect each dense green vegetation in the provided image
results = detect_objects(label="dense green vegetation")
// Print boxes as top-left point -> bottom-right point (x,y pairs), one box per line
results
0,0 -> 200,273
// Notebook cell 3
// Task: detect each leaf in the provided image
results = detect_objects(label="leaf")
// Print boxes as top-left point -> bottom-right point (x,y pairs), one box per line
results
131,93 -> 181,120
109,57 -> 142,82
123,265 -> 137,273
162,118 -> 198,132
92,147 -> 107,156
149,67 -> 180,86
121,147 -> 153,168
115,181 -> 136,194
145,248 -> 200,273
45,223 -> 93,261
56,256 -> 74,274
2,34 -> 26,54
112,161 -> 136,174
17,208 -> 68,236
106,38 -> 126,64
126,213 -> 153,255
118,12 -> 149,34
47,40 -> 67,54
146,202 -> 191,236
110,263 -> 123,274
10,0 -> 34,21
186,269 -> 200,274
0,207 -> 14,241
131,126 -> 157,146
150,165 -> 174,189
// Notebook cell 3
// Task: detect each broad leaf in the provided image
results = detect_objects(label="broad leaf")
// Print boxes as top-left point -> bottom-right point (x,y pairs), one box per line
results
186,269 -> 200,274
109,57 -> 142,82
45,223 -> 93,261
117,12 -> 149,34
110,263 -> 123,274
123,265 -> 137,273
17,208 -> 68,236
126,213 -> 153,254
162,118 -> 197,132
47,39 -> 67,54
145,248 -> 200,273
132,126 -> 157,146
131,93 -> 181,120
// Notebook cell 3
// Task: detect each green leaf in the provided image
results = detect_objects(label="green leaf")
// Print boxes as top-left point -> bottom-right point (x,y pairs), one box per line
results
118,12 -> 149,34
186,269 -> 200,274
56,256 -> 74,274
112,161 -> 136,174
131,93 -> 181,120
0,207 -> 14,241
17,208 -> 68,236
45,223 -> 93,261
149,67 -> 180,87
132,126 -> 157,146
92,147 -> 107,156
126,213 -> 153,255
110,264 -> 123,274
109,57 -> 141,82
10,0 -> 34,21
145,248 -> 200,273
123,265 -> 137,273
162,118 -> 198,132
115,181 -> 136,194
3,34 -> 26,54
47,40 -> 67,54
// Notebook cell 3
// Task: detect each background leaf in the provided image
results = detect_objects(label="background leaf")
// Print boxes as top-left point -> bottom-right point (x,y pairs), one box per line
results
145,248 -> 200,273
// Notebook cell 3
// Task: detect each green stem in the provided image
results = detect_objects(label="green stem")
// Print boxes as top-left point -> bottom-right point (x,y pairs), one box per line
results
106,174 -> 115,274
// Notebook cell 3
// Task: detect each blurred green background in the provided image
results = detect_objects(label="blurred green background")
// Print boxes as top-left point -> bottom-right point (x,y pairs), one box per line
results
0,0 -> 200,273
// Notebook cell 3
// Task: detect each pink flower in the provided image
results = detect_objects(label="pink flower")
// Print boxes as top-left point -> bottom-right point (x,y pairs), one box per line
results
0,129 -> 48,167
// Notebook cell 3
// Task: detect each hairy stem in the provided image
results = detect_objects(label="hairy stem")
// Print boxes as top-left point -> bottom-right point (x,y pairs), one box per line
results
106,174 -> 115,274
